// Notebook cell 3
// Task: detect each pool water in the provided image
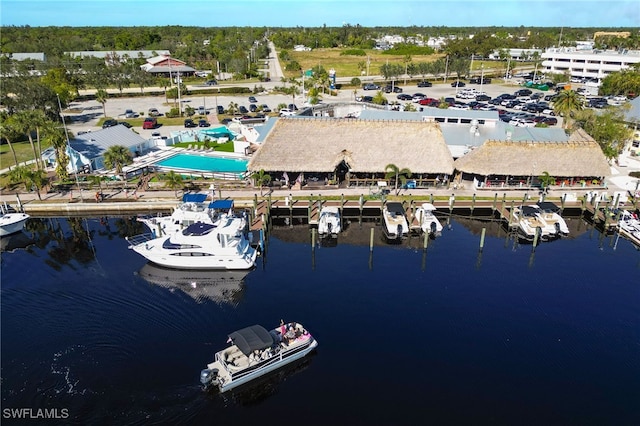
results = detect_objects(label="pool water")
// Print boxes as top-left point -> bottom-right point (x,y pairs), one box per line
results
156,154 -> 248,173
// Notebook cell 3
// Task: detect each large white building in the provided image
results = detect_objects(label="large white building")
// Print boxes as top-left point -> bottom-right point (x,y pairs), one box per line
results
541,47 -> 640,83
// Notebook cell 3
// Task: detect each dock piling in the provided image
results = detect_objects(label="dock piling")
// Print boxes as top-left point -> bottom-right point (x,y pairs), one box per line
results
479,228 -> 486,251
369,227 -> 375,252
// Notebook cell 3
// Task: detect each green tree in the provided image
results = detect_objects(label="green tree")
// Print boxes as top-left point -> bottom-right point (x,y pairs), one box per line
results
7,165 -> 32,190
538,171 -> 555,189
103,145 -> 132,184
0,112 -> 21,166
385,163 -> 412,195
13,110 -> 43,170
95,89 -> 108,117
251,169 -> 271,195
552,90 -> 584,129
46,126 -> 70,181
162,170 -> 184,198
372,91 -> 388,105
573,108 -> 634,160
24,169 -> 49,200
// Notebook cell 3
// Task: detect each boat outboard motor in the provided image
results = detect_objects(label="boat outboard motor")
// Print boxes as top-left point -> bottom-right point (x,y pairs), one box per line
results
200,368 -> 218,387
430,221 -> 437,235
396,224 -> 403,240
327,222 -> 333,234
555,222 -> 561,235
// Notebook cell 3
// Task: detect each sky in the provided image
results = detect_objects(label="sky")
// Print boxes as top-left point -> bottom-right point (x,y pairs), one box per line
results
2,0 -> 639,28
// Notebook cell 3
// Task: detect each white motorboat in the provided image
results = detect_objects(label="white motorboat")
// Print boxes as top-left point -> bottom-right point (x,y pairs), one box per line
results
382,202 -> 409,240
0,207 -> 30,237
136,262 -> 249,304
414,202 -> 443,236
200,321 -> 318,393
534,201 -> 570,238
511,205 -> 554,242
617,209 -> 640,247
317,206 -> 341,237
138,195 -> 235,237
126,215 -> 257,270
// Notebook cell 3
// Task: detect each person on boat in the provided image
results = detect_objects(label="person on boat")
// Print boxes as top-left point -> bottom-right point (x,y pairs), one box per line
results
284,326 -> 296,344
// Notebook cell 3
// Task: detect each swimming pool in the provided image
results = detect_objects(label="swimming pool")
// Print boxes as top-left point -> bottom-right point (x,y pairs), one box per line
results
155,154 -> 248,175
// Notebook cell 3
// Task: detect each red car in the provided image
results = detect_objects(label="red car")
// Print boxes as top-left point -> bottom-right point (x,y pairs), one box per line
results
142,117 -> 157,129
418,97 -> 438,106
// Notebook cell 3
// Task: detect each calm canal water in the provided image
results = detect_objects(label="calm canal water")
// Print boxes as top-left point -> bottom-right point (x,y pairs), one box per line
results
1,215 -> 639,425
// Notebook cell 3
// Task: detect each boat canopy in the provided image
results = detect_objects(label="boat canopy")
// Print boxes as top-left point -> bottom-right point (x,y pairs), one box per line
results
386,202 -> 405,215
229,325 -> 274,356
209,199 -> 234,211
182,193 -> 208,203
536,201 -> 560,212
521,206 -> 539,216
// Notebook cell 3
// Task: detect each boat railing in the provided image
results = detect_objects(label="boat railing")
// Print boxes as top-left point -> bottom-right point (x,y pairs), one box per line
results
126,233 -> 156,247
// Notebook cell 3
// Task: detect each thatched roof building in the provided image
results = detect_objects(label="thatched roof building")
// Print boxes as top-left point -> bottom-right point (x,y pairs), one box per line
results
247,118 -> 454,175
453,128 -> 610,178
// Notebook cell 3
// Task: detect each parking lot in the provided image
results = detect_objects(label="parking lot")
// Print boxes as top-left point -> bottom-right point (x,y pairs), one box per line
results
67,78 -> 566,137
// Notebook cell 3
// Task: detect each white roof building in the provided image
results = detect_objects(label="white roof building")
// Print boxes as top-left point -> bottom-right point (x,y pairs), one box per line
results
541,47 -> 640,82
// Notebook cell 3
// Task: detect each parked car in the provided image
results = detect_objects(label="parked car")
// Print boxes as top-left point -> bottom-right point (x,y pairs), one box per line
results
220,118 -> 233,125
469,77 -> 492,84
249,104 -> 258,112
142,117 -> 157,129
216,105 -> 225,114
102,119 -> 118,129
198,119 -> 210,127
288,104 -> 298,111
197,106 -> 208,115
261,104 -> 272,112
383,85 -> 402,93
184,118 -> 197,128
542,117 -> 558,125
204,80 -> 218,86
279,108 -> 295,117
397,93 -> 413,100
417,81 -> 432,87
248,96 -> 258,103
515,89 -> 533,97
148,108 -> 160,117
475,94 -> 491,102
451,81 -> 466,87
363,83 -> 380,90
123,109 -> 136,118
239,106 -> 248,114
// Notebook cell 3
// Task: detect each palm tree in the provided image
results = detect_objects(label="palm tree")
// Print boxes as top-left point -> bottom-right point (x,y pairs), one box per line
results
553,90 -> 584,129
46,126 -> 70,181
385,163 -> 412,195
24,169 -> 49,200
0,112 -> 21,167
538,171 -> 555,189
13,110 -> 42,170
162,171 -> 184,198
95,89 -> 108,117
227,101 -> 239,116
103,145 -> 132,186
251,169 -> 271,195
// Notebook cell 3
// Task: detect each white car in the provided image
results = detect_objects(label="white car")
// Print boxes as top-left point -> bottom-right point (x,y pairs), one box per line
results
124,109 -> 136,118
279,108 -> 295,117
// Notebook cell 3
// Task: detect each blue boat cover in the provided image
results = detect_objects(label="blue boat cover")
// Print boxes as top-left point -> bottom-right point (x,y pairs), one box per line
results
182,193 -> 208,203
209,199 -> 234,210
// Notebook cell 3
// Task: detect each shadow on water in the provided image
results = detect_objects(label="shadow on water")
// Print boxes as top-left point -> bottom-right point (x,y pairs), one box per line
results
135,262 -> 251,305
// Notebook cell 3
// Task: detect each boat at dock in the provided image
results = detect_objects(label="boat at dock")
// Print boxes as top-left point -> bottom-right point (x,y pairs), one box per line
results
317,206 -> 341,238
511,205 -> 554,242
200,321 -> 318,393
534,201 -> 570,238
382,202 -> 409,241
0,204 -> 30,237
413,203 -> 443,237
126,215 -> 257,270
617,209 -> 640,247
138,195 -> 235,237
